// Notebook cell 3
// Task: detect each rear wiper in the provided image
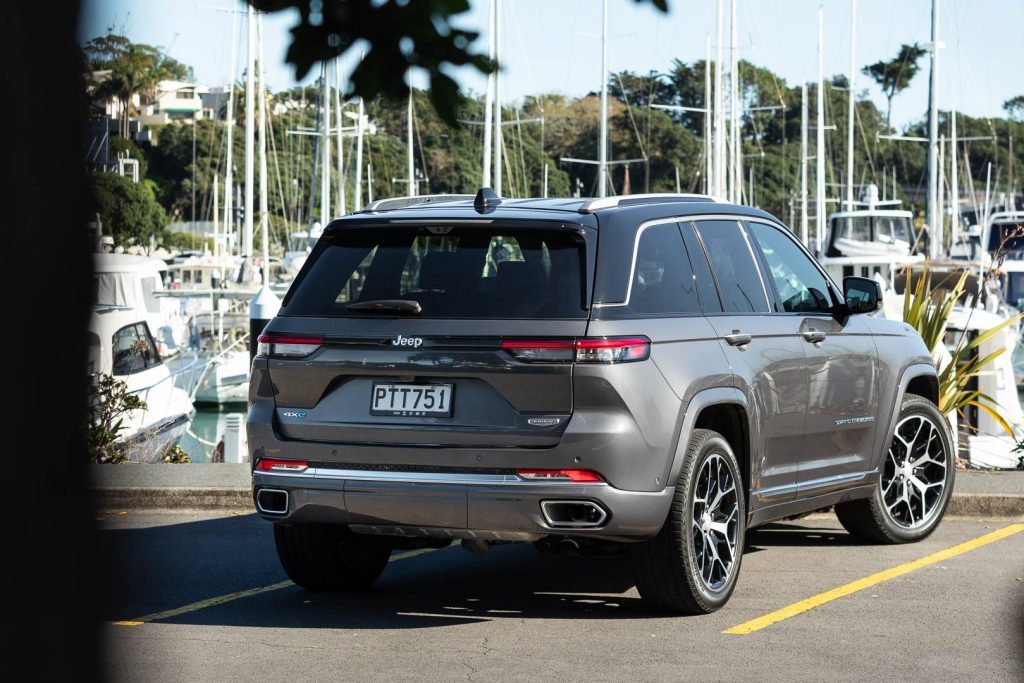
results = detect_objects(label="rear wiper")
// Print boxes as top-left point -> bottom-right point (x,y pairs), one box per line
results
346,299 -> 422,315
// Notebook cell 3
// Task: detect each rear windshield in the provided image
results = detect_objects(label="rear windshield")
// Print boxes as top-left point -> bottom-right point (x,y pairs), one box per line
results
283,225 -> 587,318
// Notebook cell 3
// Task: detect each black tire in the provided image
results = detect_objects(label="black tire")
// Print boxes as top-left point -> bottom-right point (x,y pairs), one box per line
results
835,396 -> 955,544
631,429 -> 746,614
273,523 -> 392,591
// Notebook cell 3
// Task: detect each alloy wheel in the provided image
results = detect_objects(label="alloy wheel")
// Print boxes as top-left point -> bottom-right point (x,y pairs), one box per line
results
882,414 -> 948,529
691,453 -> 739,591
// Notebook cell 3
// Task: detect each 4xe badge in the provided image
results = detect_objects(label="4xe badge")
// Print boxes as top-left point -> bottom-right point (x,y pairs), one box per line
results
281,411 -> 307,418
392,334 -> 423,348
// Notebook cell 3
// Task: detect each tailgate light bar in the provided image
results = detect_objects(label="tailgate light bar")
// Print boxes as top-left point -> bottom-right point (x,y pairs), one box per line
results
500,336 -> 650,364
256,458 -> 309,472
257,334 -> 323,358
516,468 -> 604,482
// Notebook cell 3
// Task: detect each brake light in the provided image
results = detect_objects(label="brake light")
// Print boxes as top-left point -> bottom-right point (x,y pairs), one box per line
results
516,468 -> 604,482
257,334 -> 323,358
575,336 -> 651,363
500,336 -> 650,364
256,458 -> 309,472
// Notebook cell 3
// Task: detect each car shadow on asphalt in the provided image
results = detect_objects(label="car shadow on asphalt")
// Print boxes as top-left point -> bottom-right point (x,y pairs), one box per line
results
101,513 -> 861,630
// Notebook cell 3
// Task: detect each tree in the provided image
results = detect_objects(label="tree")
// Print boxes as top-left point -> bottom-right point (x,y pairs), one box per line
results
90,173 -> 167,247
84,32 -> 193,137
862,43 -> 927,129
249,0 -> 668,126
1004,95 -> 1024,121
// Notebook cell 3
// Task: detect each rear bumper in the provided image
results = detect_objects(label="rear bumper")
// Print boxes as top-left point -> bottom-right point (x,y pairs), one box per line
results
252,468 -> 674,542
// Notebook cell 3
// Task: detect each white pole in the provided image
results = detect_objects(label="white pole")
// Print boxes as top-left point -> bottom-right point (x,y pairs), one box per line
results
815,8 -> 826,255
704,34 -> 712,195
244,2 -> 255,259
213,174 -> 219,256
598,0 -> 608,198
493,0 -> 502,195
543,163 -> 549,198
367,163 -> 374,203
407,87 -> 416,196
257,12 -> 269,285
354,96 -> 364,210
800,76 -> 809,246
926,0 -> 941,259
335,60 -> 345,215
223,9 -> 237,259
320,62 -> 331,223
713,0 -> 725,198
951,109 -> 960,244
938,134 -> 945,254
846,0 -> 856,209
482,0 -> 494,188
729,0 -> 739,203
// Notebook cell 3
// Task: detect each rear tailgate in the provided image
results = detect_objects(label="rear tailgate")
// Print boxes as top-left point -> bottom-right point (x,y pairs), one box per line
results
263,220 -> 593,448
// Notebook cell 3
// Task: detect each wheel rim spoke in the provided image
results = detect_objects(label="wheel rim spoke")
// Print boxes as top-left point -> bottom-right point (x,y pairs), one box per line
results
882,414 -> 947,530
691,453 -> 738,592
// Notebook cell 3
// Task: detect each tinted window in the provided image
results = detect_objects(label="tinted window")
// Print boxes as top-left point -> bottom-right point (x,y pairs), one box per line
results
112,323 -> 161,375
680,222 -> 723,313
627,224 -> 700,315
748,222 -> 834,313
285,226 -> 586,319
694,221 -> 770,313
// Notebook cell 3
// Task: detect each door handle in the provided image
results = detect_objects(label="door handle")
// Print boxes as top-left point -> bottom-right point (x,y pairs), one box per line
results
802,329 -> 826,344
724,331 -> 752,347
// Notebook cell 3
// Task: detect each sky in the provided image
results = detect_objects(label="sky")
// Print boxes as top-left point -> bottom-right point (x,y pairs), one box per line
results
79,0 -> 1024,129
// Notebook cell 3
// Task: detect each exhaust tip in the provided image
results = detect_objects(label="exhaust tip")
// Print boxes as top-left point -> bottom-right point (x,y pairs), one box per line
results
540,500 -> 608,528
256,488 -> 289,515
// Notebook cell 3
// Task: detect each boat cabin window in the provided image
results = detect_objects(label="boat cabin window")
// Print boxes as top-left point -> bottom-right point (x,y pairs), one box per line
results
112,322 -> 162,376
182,270 -> 192,285
832,216 -> 872,242
875,216 -> 911,245
987,221 -> 1024,253
195,269 -> 204,285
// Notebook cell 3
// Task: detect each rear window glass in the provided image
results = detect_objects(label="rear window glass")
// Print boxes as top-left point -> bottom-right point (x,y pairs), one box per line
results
284,226 -> 586,318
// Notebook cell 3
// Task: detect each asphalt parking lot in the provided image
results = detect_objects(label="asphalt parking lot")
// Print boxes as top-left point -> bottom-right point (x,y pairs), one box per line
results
100,512 -> 1023,681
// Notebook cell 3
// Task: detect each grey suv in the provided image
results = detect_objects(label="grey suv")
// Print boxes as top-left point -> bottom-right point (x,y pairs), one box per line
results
248,190 -> 954,613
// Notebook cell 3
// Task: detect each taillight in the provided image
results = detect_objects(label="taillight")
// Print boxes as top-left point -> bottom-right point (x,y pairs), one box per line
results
516,468 -> 604,482
501,336 -> 650,364
257,334 -> 323,358
575,336 -> 651,363
256,458 -> 309,472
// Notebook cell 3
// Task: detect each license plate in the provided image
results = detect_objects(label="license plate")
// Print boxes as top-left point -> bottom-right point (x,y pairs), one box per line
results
370,383 -> 453,417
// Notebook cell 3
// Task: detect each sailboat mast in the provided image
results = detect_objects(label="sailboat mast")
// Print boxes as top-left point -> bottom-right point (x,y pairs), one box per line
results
257,12 -> 269,285
926,0 -> 941,258
598,0 -> 608,198
320,62 -> 331,224
800,77 -> 809,246
335,60 -> 345,215
704,34 -> 712,195
713,0 -> 725,198
493,0 -> 502,196
729,0 -> 739,203
354,96 -> 364,211
482,0 -> 494,188
846,0 -> 856,208
243,2 -> 255,259
815,8 -> 825,255
407,88 -> 415,196
222,9 -> 237,259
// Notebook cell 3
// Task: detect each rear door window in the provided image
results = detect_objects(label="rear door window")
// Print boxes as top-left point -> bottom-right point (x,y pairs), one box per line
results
626,223 -> 701,315
693,220 -> 771,313
284,225 -> 587,319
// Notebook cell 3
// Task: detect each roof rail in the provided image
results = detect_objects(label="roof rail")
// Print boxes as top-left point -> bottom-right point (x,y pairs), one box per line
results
359,194 -> 475,213
577,193 -> 718,214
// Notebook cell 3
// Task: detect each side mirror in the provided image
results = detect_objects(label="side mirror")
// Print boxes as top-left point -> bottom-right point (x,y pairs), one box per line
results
842,276 -> 883,315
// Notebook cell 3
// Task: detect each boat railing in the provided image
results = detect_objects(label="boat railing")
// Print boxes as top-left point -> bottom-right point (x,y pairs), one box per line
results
187,333 -> 251,402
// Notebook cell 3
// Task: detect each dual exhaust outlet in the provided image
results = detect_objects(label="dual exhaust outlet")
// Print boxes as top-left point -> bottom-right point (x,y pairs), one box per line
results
256,488 -> 608,530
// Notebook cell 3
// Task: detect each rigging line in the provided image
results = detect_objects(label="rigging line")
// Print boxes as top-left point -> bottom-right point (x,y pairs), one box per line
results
615,72 -> 647,160
854,101 -> 877,181
515,110 -> 528,197
411,92 -> 430,191
265,94 -> 289,244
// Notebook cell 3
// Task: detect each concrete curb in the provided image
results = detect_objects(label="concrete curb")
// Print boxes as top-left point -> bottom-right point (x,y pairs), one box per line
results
93,487 -> 1024,518
95,487 -> 252,511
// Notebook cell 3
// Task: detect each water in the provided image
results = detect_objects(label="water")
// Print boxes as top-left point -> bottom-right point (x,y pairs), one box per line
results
176,403 -> 247,462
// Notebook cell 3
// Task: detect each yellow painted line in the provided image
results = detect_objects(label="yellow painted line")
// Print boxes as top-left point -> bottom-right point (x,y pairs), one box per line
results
112,545 -> 443,627
724,523 -> 1024,635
